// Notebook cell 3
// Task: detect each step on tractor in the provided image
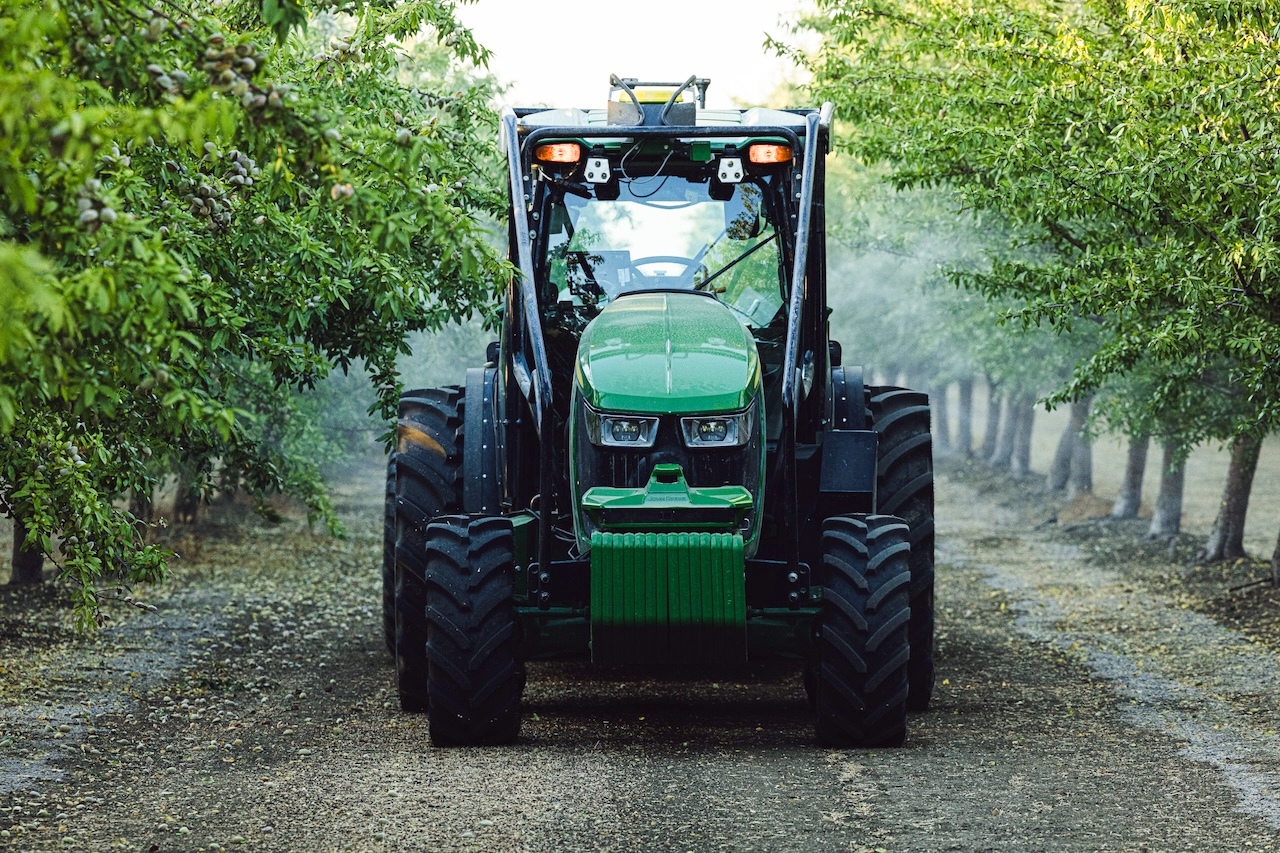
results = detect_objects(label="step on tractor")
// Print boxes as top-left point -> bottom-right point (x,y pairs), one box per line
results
382,76 -> 935,747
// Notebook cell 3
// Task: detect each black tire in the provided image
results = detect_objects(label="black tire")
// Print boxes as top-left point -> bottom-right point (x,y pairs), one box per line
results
394,544 -> 429,712
424,515 -> 524,746
382,452 -> 397,653
815,515 -> 912,748
392,387 -> 465,712
868,386 -> 936,713
395,387 -> 466,527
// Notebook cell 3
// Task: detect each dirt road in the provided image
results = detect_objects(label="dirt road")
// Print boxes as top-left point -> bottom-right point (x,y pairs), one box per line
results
3,465 -> 1280,851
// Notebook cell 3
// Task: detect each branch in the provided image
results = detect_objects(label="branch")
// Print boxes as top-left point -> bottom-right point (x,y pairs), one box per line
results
1042,219 -> 1087,253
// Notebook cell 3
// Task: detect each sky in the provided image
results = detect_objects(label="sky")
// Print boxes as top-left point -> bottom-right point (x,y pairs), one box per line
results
454,0 -> 816,110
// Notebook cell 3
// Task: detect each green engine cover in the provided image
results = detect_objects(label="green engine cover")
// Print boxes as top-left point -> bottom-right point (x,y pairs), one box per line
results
589,530 -> 746,665
575,291 -> 760,414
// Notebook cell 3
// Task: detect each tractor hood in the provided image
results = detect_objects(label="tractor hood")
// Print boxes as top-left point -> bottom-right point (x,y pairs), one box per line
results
575,292 -> 760,414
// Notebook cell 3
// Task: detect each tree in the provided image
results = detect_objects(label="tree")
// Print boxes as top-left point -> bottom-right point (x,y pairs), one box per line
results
1093,360 -> 1263,547
794,0 -> 1280,558
0,0 -> 507,627
795,0 -> 1280,429
1010,393 -> 1036,479
954,376 -> 974,457
979,375 -> 1001,460
9,520 -> 43,584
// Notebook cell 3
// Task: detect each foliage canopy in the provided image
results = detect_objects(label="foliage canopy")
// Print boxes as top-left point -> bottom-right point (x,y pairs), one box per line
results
792,0 -> 1280,438
0,0 -> 506,627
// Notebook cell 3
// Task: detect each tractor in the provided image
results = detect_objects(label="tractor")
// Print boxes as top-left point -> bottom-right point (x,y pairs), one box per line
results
382,76 -> 935,747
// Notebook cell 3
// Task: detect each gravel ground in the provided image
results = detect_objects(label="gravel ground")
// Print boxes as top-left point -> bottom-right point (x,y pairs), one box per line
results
3,460 -> 1280,851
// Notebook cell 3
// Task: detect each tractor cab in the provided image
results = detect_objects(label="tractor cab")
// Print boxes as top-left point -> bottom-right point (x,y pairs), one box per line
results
517,77 -> 804,328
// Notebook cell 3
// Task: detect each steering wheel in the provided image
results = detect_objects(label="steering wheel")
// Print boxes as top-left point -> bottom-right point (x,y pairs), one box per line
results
628,255 -> 706,287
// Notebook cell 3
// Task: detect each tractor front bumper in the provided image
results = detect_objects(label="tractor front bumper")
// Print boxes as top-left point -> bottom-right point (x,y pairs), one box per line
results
580,462 -> 753,534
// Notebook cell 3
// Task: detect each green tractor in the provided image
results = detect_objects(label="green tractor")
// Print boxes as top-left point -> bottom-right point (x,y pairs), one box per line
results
383,76 -> 935,747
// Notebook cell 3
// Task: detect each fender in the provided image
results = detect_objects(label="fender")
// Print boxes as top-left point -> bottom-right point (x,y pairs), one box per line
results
819,365 -> 876,515
463,366 -> 501,514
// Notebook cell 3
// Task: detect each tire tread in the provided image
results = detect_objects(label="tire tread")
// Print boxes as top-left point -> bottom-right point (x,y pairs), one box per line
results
815,514 -> 912,747
389,386 -> 464,708
869,386 -> 936,713
425,515 -> 523,746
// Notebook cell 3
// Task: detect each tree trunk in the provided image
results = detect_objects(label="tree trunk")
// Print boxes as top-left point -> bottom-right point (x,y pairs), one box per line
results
1066,406 -> 1094,499
989,393 -> 1017,469
1147,440 -> 1186,538
174,471 -> 201,525
980,377 -> 1002,460
1046,413 -> 1077,492
1010,394 -> 1036,478
1201,433 -> 1263,562
1111,433 -> 1150,520
9,519 -> 44,585
932,383 -> 952,455
1272,527 -> 1280,588
955,377 -> 974,458
1046,395 -> 1092,494
1068,436 -> 1094,498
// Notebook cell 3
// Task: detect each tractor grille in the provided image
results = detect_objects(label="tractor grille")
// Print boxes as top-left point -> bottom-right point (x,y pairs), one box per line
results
594,443 -> 750,490
573,403 -> 762,540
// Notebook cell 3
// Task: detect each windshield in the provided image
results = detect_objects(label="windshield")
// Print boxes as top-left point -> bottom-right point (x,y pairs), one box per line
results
541,176 -> 785,328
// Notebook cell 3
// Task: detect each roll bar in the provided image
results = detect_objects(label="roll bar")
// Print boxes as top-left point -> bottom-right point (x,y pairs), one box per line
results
779,111 -> 823,570
501,105 -> 829,573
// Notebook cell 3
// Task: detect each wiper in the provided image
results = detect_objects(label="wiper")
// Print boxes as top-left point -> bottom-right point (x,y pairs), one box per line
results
691,225 -> 730,271
696,232 -> 779,291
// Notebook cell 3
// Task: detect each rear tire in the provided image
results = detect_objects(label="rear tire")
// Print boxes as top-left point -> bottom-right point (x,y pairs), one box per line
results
815,515 -> 911,747
394,387 -> 466,530
425,515 -> 524,746
391,387 -> 465,712
869,386 -> 935,712
382,453 -> 397,653
394,546 -> 429,712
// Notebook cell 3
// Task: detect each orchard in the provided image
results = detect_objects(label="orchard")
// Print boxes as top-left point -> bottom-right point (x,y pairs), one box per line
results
0,0 -> 506,627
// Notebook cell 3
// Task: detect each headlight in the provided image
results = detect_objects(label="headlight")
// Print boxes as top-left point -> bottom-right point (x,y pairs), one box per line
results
680,408 -> 753,448
583,405 -> 659,448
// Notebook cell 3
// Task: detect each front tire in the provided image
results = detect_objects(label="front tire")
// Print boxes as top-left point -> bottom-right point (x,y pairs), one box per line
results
424,515 -> 524,746
869,386 -> 935,712
814,515 -> 912,747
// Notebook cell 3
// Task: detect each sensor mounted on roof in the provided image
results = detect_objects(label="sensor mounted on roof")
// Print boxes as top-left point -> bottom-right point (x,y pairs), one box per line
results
607,74 -> 711,126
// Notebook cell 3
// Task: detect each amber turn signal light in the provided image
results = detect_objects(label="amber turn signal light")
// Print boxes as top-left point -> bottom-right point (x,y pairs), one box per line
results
748,144 -> 792,164
534,142 -> 582,164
